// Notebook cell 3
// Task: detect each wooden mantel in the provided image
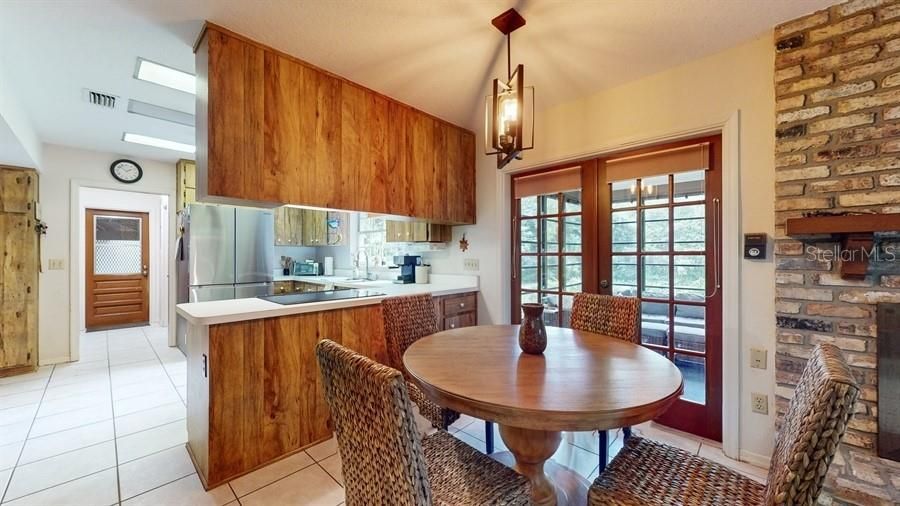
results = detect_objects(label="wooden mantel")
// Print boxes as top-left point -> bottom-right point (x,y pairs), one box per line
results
785,214 -> 900,279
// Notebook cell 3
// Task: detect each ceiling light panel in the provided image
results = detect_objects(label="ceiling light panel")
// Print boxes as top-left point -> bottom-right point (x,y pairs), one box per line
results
134,58 -> 195,94
123,132 -> 195,153
127,99 -> 195,127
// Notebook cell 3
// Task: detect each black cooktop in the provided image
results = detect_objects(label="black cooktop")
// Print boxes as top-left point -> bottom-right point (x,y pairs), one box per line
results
259,289 -> 386,305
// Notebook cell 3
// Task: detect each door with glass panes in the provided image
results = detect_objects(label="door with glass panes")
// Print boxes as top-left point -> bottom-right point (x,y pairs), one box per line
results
511,165 -> 591,327
600,137 -> 722,441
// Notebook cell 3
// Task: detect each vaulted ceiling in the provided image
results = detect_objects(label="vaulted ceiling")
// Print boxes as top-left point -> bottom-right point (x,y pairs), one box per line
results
0,0 -> 834,163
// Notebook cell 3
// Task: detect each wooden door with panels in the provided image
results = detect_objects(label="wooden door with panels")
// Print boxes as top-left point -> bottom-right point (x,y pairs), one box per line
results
85,209 -> 150,330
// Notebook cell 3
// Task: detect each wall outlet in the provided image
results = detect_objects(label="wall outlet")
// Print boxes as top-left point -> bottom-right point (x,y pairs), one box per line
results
751,393 -> 768,415
750,347 -> 767,370
463,258 -> 479,271
48,259 -> 65,270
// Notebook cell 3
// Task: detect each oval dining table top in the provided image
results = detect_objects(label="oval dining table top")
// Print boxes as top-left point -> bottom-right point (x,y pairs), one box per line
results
403,324 -> 684,432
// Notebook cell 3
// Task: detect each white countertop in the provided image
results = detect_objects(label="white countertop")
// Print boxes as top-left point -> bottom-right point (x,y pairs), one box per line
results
176,274 -> 479,326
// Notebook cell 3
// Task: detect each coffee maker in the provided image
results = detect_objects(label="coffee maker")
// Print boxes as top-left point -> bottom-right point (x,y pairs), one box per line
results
391,255 -> 421,284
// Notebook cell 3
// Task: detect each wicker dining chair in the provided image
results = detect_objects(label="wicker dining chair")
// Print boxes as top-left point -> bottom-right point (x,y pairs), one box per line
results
570,292 -> 641,466
587,343 -> 859,505
316,339 -> 530,506
382,294 -> 496,453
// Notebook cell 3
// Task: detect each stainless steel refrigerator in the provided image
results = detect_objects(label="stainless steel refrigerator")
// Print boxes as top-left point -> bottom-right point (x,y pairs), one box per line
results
175,204 -> 274,352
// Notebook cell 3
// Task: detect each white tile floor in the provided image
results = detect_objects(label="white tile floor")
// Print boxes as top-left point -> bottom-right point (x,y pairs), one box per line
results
0,326 -> 767,505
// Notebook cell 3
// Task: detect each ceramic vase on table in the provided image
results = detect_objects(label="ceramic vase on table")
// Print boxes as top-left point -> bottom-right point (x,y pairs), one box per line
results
519,303 -> 547,354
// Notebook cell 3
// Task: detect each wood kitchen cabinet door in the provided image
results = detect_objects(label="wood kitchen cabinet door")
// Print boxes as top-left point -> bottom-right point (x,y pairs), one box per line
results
446,127 -> 474,224
432,122 -> 450,223
343,83 -> 389,214
301,209 -> 327,246
202,29 -> 268,202
302,71 -> 349,210
265,53 -> 307,206
409,111 -> 434,220
387,101 -> 411,217
274,207 -> 303,246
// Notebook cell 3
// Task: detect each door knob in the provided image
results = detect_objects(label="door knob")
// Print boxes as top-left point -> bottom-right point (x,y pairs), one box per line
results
600,279 -> 609,289
142,265 -> 149,277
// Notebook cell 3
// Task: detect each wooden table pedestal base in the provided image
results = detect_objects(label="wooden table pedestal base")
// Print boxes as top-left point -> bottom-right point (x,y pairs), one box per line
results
495,425 -> 589,506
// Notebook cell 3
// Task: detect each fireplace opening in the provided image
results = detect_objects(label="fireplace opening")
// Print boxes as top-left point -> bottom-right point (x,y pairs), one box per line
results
878,302 -> 900,463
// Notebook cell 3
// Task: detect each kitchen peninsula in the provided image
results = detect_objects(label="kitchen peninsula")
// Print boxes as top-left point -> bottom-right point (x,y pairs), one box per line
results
176,274 -> 478,488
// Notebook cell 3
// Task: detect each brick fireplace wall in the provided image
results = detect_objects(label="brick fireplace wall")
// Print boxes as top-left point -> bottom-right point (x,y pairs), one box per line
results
774,1 -> 900,503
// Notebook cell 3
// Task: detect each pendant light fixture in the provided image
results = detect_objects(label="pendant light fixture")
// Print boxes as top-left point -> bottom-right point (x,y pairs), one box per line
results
485,8 -> 534,169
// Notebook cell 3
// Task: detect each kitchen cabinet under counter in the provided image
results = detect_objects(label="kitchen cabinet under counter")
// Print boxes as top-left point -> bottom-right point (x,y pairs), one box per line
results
177,275 -> 478,489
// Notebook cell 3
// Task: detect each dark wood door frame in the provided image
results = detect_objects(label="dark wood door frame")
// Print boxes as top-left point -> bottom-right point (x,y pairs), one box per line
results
510,134 -> 724,442
85,209 -> 150,331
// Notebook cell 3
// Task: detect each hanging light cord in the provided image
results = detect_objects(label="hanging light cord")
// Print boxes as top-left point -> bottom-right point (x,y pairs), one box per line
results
507,32 -> 512,80
706,197 -> 721,299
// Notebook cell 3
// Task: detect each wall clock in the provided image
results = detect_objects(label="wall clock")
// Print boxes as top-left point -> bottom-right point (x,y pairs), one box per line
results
110,159 -> 143,184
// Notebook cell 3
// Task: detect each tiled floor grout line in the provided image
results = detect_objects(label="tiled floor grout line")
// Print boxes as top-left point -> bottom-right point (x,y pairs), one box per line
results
317,460 -> 343,489
0,364 -> 56,504
233,455 -> 321,500
116,469 -> 195,505
1,464 -> 120,505
103,331 -> 125,506
138,327 -> 186,406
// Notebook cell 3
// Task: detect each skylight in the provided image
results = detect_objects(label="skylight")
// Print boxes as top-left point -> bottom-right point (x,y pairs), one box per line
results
123,133 -> 195,154
134,58 -> 195,94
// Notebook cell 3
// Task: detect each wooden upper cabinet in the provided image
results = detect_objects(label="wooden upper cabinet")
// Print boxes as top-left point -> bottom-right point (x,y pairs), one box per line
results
196,23 -> 475,224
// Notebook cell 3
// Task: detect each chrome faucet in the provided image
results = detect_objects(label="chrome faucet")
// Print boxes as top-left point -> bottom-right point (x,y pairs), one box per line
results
355,249 -> 370,280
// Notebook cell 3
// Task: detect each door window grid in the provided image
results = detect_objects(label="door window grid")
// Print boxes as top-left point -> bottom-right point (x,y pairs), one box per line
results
518,191 -> 582,328
610,170 -> 708,405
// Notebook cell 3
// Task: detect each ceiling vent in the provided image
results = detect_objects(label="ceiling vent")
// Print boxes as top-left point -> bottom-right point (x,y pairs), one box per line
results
83,89 -> 118,109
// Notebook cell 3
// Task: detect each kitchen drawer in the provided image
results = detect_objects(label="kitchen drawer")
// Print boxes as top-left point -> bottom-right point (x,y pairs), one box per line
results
442,293 -> 476,317
443,312 -> 475,330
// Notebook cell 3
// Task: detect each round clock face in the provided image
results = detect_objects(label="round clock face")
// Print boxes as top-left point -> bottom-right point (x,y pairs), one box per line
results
110,159 -> 142,183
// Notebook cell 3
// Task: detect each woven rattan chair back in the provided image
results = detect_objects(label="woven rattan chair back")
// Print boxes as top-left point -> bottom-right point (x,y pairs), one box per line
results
382,294 -> 439,372
316,339 -> 432,506
570,293 -> 641,343
764,343 -> 859,505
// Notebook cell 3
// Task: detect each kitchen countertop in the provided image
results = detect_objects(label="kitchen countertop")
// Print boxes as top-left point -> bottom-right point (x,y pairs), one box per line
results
176,274 -> 479,326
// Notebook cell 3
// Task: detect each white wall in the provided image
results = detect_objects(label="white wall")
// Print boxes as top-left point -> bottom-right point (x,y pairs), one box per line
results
39,143 -> 176,364
454,33 -> 777,462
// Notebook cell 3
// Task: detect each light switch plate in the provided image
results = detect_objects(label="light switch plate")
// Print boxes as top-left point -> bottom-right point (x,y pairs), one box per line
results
48,259 -> 65,270
463,258 -> 479,271
751,393 -> 768,415
750,347 -> 767,370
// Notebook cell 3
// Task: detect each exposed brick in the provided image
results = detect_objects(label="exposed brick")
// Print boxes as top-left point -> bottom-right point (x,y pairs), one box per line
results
879,171 -> 900,185
809,112 -> 875,133
776,300 -> 802,314
810,14 -> 875,42
777,75 -> 834,96
814,144 -> 877,162
775,124 -> 807,140
839,289 -> 900,303
838,189 -> 900,206
838,55 -> 900,81
777,95 -> 806,111
807,303 -> 872,318
838,321 -> 877,337
775,65 -> 803,83
776,183 -> 806,196
881,274 -> 900,286
775,133 -> 829,152
776,272 -> 805,284
847,352 -> 878,368
838,122 -> 900,142
837,89 -> 900,113
778,43 -> 835,68
883,71 -> 900,87
777,315 -> 834,331
777,257 -> 832,270
883,3 -> 900,20
776,11 -> 830,38
886,107 -> 900,122
812,272 -> 875,286
845,20 -> 900,46
808,45 -> 881,74
882,138 -> 900,153
887,37 -> 900,53
840,0 -> 885,16
777,331 -> 805,344
776,287 -> 834,301
774,241 -> 804,255
775,153 -> 807,168
774,196 -> 834,211
776,105 -> 830,124
810,80 -> 877,102
849,417 -> 879,434
809,176 -> 875,192
808,333 -> 868,352
776,34 -> 806,52
836,156 -> 900,175
775,165 -> 830,182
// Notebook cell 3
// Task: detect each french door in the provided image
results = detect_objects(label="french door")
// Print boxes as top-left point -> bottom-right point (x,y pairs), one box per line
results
510,137 -> 722,441
599,136 -> 722,441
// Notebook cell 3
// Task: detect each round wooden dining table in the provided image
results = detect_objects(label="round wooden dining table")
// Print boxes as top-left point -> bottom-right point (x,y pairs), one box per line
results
403,324 -> 683,506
